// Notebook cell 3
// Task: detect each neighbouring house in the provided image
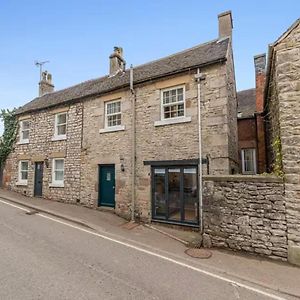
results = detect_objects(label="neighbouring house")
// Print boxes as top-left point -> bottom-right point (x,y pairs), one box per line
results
237,54 -> 267,174
3,11 -> 238,227
264,18 -> 300,265
237,88 -> 257,174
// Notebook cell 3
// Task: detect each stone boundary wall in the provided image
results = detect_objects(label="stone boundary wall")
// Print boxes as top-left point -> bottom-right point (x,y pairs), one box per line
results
203,175 -> 287,260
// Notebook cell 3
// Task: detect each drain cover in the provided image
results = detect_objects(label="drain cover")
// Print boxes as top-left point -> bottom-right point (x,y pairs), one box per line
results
185,248 -> 212,259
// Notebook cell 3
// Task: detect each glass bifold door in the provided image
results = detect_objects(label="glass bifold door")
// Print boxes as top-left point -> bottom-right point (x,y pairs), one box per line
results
152,166 -> 199,225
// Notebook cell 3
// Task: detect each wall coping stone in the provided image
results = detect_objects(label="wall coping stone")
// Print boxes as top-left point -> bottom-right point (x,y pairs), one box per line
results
203,174 -> 283,183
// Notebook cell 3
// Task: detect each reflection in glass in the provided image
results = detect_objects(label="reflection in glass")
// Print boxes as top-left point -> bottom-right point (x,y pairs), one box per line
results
154,169 -> 166,218
183,168 -> 198,222
168,169 -> 181,221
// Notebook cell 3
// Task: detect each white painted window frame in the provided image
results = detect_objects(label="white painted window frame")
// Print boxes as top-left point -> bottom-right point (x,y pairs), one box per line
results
19,119 -> 30,144
105,99 -> 122,128
100,99 -> 125,133
53,112 -> 67,141
241,148 -> 257,174
17,160 -> 29,185
161,85 -> 186,121
50,158 -> 65,187
154,85 -> 191,127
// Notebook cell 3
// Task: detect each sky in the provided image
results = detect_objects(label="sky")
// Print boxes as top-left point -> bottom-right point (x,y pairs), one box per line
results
0,0 -> 299,133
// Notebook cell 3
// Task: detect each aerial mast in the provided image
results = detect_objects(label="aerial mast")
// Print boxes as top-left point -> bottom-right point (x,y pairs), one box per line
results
34,60 -> 50,81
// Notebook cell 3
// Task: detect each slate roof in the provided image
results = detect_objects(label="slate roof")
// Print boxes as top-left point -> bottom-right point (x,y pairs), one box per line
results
16,37 -> 230,115
237,88 -> 256,118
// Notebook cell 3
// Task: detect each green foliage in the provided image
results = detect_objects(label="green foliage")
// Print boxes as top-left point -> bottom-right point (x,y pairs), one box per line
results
0,109 -> 18,167
272,136 -> 284,177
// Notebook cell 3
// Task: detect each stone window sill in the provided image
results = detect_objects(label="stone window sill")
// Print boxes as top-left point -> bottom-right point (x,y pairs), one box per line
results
16,181 -> 28,186
17,140 -> 29,145
51,135 -> 67,142
154,116 -> 191,127
99,125 -> 125,134
49,183 -> 64,188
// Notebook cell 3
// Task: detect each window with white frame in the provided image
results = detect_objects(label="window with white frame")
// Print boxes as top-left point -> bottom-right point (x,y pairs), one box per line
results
52,158 -> 64,186
241,148 -> 257,174
19,120 -> 30,143
18,160 -> 29,185
161,86 -> 185,120
105,100 -> 121,128
54,113 -> 67,138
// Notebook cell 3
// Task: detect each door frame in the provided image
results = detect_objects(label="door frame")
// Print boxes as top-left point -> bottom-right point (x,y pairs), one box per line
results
151,165 -> 199,226
34,161 -> 44,197
98,164 -> 116,208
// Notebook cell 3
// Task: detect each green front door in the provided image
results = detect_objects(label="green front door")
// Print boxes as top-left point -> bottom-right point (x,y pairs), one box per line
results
99,165 -> 115,207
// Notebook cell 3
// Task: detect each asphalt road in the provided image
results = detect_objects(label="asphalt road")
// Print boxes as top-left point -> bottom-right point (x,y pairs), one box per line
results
0,200 -> 292,300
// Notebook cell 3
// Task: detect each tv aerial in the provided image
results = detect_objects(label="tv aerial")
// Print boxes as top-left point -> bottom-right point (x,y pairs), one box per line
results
34,60 -> 50,81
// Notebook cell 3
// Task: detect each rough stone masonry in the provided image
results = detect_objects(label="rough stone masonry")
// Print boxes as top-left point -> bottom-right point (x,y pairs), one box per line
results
203,175 -> 287,260
265,19 -> 300,265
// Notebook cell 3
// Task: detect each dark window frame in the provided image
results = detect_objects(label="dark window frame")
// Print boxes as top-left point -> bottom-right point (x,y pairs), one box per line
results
151,165 -> 199,226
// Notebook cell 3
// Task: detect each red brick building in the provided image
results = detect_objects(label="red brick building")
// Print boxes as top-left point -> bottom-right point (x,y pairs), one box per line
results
237,54 -> 267,174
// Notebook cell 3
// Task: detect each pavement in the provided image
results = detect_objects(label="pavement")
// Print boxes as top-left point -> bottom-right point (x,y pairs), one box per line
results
1,188 -> 300,299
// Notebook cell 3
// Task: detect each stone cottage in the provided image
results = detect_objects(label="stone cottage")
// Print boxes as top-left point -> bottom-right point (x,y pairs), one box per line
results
264,18 -> 300,265
3,11 -> 238,228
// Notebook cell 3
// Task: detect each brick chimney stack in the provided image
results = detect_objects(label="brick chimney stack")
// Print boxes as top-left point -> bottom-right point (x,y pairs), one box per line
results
218,11 -> 233,38
109,47 -> 126,77
254,53 -> 267,173
254,54 -> 266,112
39,71 -> 54,96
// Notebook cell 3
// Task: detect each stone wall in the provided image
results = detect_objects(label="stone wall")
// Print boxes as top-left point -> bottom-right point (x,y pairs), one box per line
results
81,59 -> 238,220
203,175 -> 287,260
225,39 -> 239,173
7,103 -> 82,202
80,90 -> 133,218
200,64 -> 236,175
265,56 -> 280,172
136,61 -> 237,220
265,21 -> 300,264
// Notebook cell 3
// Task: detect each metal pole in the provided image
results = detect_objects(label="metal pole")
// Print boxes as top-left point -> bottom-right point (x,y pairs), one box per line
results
130,65 -> 136,222
195,68 -> 205,233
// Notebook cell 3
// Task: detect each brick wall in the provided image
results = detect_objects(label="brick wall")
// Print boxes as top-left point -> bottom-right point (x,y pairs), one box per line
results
0,158 -> 12,188
254,54 -> 267,173
237,117 -> 257,173
203,175 -> 287,260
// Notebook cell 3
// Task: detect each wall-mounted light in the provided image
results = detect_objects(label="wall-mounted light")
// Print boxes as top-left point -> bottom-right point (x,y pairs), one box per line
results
44,158 -> 49,168
120,156 -> 125,172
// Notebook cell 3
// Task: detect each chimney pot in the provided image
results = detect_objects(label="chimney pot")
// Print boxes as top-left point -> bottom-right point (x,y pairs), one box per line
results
218,11 -> 233,38
39,70 -> 54,96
